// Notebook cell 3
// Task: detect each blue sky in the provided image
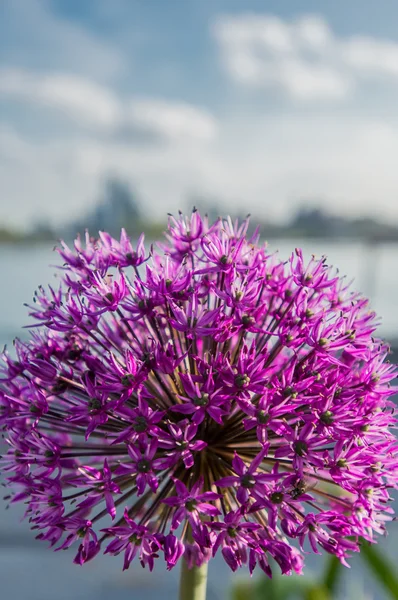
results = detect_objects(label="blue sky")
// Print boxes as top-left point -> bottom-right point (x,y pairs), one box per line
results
2,0 -> 398,229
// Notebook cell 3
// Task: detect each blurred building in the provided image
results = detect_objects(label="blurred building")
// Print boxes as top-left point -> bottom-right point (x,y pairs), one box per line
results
67,178 -> 141,238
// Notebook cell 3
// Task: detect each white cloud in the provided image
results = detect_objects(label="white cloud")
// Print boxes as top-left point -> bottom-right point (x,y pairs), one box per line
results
0,68 -> 122,129
213,13 -> 398,101
129,99 -> 217,141
0,68 -> 217,141
3,9 -> 398,232
0,124 -> 216,228
0,125 -> 98,228
219,53 -> 350,100
343,36 -> 398,76
214,14 -> 294,55
276,59 -> 351,100
295,16 -> 333,50
1,0 -> 125,81
3,111 -> 398,230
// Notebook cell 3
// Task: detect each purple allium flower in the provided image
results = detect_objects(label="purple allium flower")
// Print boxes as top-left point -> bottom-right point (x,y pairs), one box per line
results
1,212 -> 398,578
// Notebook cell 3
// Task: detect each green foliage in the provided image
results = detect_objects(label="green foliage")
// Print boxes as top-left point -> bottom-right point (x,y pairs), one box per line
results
322,555 -> 341,595
360,542 -> 398,600
232,572 -> 312,600
231,543 -> 398,600
0,226 -> 26,243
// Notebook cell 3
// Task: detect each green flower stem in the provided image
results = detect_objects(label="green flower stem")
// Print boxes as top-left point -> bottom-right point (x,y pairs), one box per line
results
178,554 -> 208,600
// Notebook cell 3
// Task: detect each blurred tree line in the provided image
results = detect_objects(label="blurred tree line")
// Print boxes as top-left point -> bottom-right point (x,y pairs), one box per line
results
2,176 -> 398,244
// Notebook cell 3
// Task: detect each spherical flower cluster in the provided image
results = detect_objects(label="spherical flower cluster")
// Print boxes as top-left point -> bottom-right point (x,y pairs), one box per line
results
1,212 -> 397,576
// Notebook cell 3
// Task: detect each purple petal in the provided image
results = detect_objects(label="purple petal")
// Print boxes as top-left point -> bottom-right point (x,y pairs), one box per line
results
237,487 -> 249,504
232,453 -> 246,476
190,440 -> 207,451
216,476 -> 238,487
197,502 -> 220,516
222,546 -> 239,571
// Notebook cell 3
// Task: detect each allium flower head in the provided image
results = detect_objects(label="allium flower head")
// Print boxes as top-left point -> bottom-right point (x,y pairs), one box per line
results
1,211 -> 398,576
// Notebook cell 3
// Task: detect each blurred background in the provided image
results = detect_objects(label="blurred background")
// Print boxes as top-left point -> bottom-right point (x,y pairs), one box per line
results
1,1 -> 398,598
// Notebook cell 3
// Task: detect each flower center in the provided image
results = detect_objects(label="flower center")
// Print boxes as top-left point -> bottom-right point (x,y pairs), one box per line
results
138,299 -> 146,310
241,474 -> 256,488
129,533 -> 142,545
257,410 -> 270,425
185,499 -> 197,512
77,528 -> 86,538
283,386 -> 297,398
235,374 -> 250,388
68,344 -> 82,360
121,374 -> 134,386
270,492 -> 284,504
241,315 -> 255,328
294,441 -> 308,457
133,416 -> 148,433
88,398 -> 102,411
320,410 -> 333,425
137,459 -> 151,473
371,462 -> 382,473
192,394 -> 209,407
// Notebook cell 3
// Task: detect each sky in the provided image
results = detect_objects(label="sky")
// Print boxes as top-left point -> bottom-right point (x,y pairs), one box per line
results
2,0 -> 398,229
